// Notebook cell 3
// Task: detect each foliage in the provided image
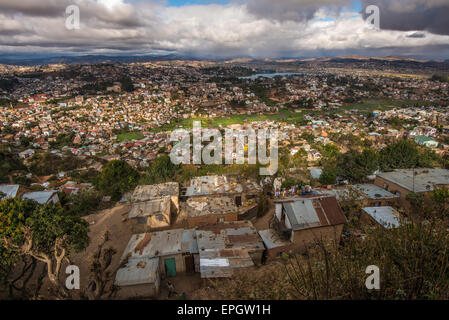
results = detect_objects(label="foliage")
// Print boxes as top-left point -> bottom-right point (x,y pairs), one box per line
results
49,133 -> 76,149
0,198 -> 89,288
379,140 -> 421,171
59,190 -> 103,217
281,179 -> 304,189
29,152 -> 86,176
319,167 -> 338,185
0,144 -> 27,183
430,188 -> 449,219
201,218 -> 449,300
337,149 -> 379,183
95,160 -> 139,201
139,155 -> 179,185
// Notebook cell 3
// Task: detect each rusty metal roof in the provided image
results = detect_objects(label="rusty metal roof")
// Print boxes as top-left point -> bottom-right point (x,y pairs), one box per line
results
281,196 -> 347,231
195,221 -> 264,278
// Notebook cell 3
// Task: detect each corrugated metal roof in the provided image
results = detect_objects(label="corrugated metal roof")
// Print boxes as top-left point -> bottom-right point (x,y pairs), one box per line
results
0,185 -> 19,199
115,257 -> 159,286
183,196 -> 238,218
362,206 -> 400,229
377,168 -> 449,193
258,229 -> 291,250
323,184 -> 399,201
284,199 -> 321,230
281,196 -> 347,231
132,183 -> 179,203
22,191 -> 57,204
319,196 -> 348,225
196,221 -> 264,278
121,229 -> 198,262
128,196 -> 171,219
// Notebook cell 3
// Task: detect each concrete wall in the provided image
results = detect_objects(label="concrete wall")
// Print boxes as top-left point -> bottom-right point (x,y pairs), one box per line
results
116,268 -> 160,299
291,224 -> 345,253
186,212 -> 238,228
115,282 -> 159,299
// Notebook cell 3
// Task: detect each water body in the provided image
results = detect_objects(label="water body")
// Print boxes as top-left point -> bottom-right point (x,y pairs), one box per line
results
239,72 -> 305,80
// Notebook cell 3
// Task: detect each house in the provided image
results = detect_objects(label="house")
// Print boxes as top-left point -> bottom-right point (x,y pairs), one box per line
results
119,228 -> 199,279
128,196 -> 172,231
182,175 -> 261,211
195,221 -> 265,278
180,196 -> 239,228
0,184 -> 31,200
114,257 -> 160,299
272,195 -> 347,252
323,184 -> 399,207
258,229 -> 293,260
361,206 -> 401,229
414,135 -> 439,148
129,183 -> 180,231
374,168 -> 449,209
18,149 -> 35,159
22,191 -> 60,205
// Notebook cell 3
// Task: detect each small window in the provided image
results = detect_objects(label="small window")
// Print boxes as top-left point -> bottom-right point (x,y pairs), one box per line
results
218,218 -> 225,223
395,191 -> 401,197
383,184 -> 389,191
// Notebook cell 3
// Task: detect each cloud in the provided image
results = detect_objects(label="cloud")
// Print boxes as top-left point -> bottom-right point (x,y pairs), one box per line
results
360,0 -> 449,35
242,0 -> 352,22
0,0 -> 448,59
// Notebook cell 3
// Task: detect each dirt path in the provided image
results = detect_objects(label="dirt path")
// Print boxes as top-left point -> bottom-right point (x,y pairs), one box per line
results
70,203 -> 133,295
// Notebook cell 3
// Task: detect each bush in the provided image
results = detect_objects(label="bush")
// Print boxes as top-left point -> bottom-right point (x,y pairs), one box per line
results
94,160 -> 139,201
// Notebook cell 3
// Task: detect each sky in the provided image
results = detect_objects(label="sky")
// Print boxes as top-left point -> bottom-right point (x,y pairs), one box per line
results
0,0 -> 449,60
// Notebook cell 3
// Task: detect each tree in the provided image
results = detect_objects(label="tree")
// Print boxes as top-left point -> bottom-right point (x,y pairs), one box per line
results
319,167 -> 337,185
81,232 -> 118,300
95,160 -> 139,201
139,155 -> 179,185
338,149 -> 379,183
379,140 -> 419,171
0,198 -> 89,291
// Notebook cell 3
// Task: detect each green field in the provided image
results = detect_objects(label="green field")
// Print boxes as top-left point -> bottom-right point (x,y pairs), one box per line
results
342,98 -> 432,112
153,110 -> 313,132
117,131 -> 144,142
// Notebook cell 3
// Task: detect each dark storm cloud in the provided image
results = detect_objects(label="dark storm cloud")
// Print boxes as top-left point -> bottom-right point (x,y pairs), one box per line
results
0,0 -> 149,28
360,0 -> 449,35
242,0 -> 352,21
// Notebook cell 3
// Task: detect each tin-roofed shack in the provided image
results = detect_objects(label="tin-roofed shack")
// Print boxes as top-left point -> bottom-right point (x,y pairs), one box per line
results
273,195 -> 347,253
196,221 -> 265,278
374,168 -> 449,211
180,196 -> 239,228
114,257 -> 160,298
0,184 -> 31,200
323,184 -> 399,207
361,206 -> 401,229
181,175 -> 262,219
129,183 -> 180,232
119,228 -> 199,279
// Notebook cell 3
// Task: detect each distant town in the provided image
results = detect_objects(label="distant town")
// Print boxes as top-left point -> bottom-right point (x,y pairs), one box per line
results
1,57 -> 448,300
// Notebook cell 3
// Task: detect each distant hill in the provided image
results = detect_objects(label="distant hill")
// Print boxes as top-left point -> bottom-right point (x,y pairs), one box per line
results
1,54 -> 448,69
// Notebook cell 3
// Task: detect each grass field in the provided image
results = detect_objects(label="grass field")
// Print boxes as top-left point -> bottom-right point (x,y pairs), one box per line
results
117,131 -> 144,142
341,98 -> 432,112
148,97 -> 430,133
152,110 -> 313,132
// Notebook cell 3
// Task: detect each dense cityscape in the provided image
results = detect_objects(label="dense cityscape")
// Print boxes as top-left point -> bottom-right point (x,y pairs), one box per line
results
0,0 -> 448,308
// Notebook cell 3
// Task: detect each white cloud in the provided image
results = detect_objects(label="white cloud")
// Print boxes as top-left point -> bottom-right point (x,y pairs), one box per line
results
0,1 -> 448,58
